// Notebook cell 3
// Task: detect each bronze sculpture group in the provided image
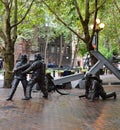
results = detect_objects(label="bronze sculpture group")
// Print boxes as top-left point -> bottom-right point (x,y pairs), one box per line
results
6,53 -> 48,101
6,53 -> 117,102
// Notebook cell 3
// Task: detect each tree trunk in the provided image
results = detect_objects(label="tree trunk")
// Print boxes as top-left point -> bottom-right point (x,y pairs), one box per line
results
58,36 -> 65,68
44,34 -> 49,65
0,0 -> 34,88
58,36 -> 63,67
3,45 -> 14,88
71,44 -> 78,68
58,42 -> 67,68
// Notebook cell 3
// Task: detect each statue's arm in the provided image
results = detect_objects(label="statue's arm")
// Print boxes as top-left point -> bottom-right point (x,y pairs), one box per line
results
14,62 -> 30,72
22,62 -> 35,74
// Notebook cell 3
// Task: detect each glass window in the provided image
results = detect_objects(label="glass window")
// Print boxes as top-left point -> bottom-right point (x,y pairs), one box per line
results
51,46 -> 55,53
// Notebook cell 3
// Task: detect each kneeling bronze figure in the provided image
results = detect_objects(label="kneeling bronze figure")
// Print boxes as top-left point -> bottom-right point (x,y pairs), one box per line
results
79,73 -> 116,101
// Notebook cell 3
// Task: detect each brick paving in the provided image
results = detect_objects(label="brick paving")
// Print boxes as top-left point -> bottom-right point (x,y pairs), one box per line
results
0,83 -> 119,130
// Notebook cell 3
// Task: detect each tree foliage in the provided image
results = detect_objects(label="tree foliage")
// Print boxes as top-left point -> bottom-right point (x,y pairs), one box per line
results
0,0 -> 120,87
98,0 -> 120,57
0,0 -> 35,88
41,0 -> 107,66
40,0 -> 120,59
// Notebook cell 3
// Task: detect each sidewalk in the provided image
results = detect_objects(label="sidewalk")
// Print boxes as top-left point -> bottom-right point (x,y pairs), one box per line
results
100,74 -> 120,85
0,73 -> 119,130
0,85 -> 119,130
0,73 -> 4,80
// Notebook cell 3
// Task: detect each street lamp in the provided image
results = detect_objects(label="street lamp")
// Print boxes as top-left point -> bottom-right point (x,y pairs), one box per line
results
91,19 -> 105,50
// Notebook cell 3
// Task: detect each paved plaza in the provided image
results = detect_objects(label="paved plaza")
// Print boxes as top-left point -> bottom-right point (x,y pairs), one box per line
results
0,75 -> 119,130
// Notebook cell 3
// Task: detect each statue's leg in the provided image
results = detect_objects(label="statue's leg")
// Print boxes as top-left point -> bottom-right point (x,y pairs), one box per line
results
98,84 -> 116,100
38,80 -> 48,99
89,80 -> 99,101
105,92 -> 116,99
100,92 -> 106,100
89,89 -> 96,101
85,85 -> 90,98
99,86 -> 106,100
22,79 -> 35,100
84,80 -> 90,99
21,79 -> 28,98
6,79 -> 19,101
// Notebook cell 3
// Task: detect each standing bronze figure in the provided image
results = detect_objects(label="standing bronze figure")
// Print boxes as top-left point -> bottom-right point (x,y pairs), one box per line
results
22,53 -> 48,100
6,54 -> 30,101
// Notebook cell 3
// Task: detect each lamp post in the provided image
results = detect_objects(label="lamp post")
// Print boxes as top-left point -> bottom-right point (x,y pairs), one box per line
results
91,19 -> 105,50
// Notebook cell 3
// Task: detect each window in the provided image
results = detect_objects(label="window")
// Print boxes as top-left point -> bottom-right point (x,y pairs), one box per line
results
51,46 -> 55,53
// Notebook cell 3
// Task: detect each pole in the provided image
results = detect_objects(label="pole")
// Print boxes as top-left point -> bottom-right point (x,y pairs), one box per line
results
96,30 -> 99,50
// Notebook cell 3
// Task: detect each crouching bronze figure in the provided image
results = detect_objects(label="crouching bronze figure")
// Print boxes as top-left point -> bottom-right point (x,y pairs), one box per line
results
79,73 -> 116,101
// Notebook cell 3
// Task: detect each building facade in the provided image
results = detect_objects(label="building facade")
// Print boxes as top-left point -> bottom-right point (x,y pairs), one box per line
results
14,36 -> 72,67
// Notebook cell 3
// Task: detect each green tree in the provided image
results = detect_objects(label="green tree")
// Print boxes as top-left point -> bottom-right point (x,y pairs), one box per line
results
41,0 -> 106,67
95,0 -> 119,58
0,0 -> 34,88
